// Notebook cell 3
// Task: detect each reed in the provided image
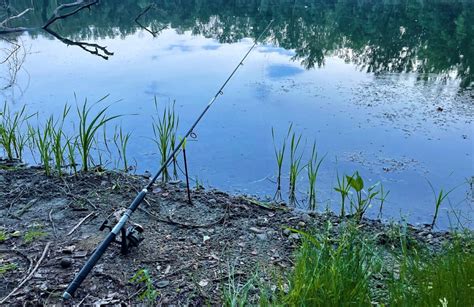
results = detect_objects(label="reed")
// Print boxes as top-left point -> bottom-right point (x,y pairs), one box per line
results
271,125 -> 291,202
50,105 -> 70,176
307,142 -> 325,210
334,172 -> 351,217
77,96 -> 121,172
113,125 -> 132,172
0,103 -> 32,161
427,180 -> 457,229
152,99 -> 179,183
288,130 -> 303,205
30,117 -> 53,176
377,183 -> 390,219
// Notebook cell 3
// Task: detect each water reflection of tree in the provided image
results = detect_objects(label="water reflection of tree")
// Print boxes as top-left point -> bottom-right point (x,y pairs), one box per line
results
1,0 -> 472,88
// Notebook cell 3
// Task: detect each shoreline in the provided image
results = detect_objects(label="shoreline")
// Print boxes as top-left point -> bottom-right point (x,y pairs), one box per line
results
0,165 -> 463,305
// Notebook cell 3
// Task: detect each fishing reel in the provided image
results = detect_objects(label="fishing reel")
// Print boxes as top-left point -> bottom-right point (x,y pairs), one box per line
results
99,219 -> 144,255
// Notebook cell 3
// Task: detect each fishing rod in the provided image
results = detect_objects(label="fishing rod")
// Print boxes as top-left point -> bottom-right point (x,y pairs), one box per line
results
62,20 -> 273,300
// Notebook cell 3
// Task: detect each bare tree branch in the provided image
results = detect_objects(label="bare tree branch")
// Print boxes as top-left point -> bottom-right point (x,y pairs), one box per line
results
44,28 -> 114,60
43,0 -> 99,29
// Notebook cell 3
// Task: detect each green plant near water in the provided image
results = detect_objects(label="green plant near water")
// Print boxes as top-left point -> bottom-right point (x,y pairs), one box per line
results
50,105 -> 71,176
271,125 -> 291,202
30,118 -> 53,176
288,130 -> 303,205
377,183 -> 390,219
0,103 -> 32,161
0,263 -> 17,276
66,136 -> 79,175
346,172 -> 379,222
77,96 -> 121,172
335,172 -> 351,217
388,231 -> 474,306
130,268 -> 159,303
307,142 -> 325,210
223,265 -> 257,307
113,125 -> 132,172
0,229 -> 8,242
23,227 -> 47,243
427,180 -> 457,229
282,222 -> 379,306
152,99 -> 179,183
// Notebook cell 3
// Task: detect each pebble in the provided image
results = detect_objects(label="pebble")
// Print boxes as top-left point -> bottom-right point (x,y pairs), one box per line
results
249,227 -> 265,234
60,258 -> 73,269
208,199 -> 217,204
283,229 -> 291,236
298,221 -> 306,227
156,280 -> 170,288
256,233 -> 268,241
288,233 -> 300,241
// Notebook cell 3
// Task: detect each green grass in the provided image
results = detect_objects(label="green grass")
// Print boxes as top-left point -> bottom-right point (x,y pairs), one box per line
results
427,180 -> 457,229
0,229 -> 8,242
288,130 -> 303,205
334,172 -> 351,217
23,228 -> 47,243
282,223 -> 379,306
223,266 -> 257,307
389,232 -> 474,306
152,99 -> 179,183
271,125 -> 291,202
307,142 -> 325,211
130,268 -> 159,303
113,125 -> 132,172
0,102 -> 32,161
346,172 -> 379,222
0,263 -> 17,275
77,96 -> 121,172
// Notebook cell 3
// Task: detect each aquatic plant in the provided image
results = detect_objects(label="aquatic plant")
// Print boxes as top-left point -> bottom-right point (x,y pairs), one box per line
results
377,183 -> 390,219
334,172 -> 351,217
30,117 -> 53,176
271,125 -> 291,202
50,105 -> 71,176
23,227 -> 47,243
66,136 -> 79,176
130,268 -> 159,303
0,263 -> 17,276
113,125 -> 132,172
152,99 -> 179,182
347,172 -> 379,222
427,180 -> 457,229
0,103 -> 32,161
307,142 -> 325,210
77,96 -> 121,172
288,130 -> 303,205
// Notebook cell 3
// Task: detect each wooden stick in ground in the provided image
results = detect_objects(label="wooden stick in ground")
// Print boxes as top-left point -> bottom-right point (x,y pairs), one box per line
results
67,212 -> 96,236
0,242 -> 51,304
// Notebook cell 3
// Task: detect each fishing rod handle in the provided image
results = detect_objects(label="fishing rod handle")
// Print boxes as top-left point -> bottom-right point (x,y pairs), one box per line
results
63,190 -> 147,299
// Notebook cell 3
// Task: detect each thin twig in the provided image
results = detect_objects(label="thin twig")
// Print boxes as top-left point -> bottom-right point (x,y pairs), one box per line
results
67,212 -> 96,236
0,242 -> 52,304
49,209 -> 57,238
0,8 -> 33,27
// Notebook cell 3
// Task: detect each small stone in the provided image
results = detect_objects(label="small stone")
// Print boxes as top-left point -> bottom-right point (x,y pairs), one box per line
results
283,229 -> 291,236
249,227 -> 265,234
208,199 -> 217,204
156,280 -> 170,288
60,258 -> 73,269
300,214 -> 311,222
289,233 -> 300,241
256,233 -> 268,241
298,221 -> 306,227
257,218 -> 269,227
62,246 -> 76,254
73,251 -> 88,258
198,280 -> 208,287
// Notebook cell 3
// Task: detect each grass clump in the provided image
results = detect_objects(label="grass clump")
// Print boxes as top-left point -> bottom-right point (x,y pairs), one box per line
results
0,103 -> 32,161
130,268 -> 159,303
113,125 -> 132,172
23,227 -> 47,243
307,142 -> 325,210
77,96 -> 121,172
152,99 -> 179,183
0,229 -> 8,242
281,222 -> 379,306
271,125 -> 290,202
0,263 -> 17,275
389,232 -> 474,306
288,130 -> 303,205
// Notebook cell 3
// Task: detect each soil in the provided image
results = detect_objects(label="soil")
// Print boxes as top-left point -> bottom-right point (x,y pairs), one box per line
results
0,166 -> 450,306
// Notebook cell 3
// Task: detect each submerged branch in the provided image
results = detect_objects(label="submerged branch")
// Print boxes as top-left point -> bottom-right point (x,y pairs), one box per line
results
44,28 -> 114,60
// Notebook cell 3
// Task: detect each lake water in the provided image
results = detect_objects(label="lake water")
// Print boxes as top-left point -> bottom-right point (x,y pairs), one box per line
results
1,0 -> 473,229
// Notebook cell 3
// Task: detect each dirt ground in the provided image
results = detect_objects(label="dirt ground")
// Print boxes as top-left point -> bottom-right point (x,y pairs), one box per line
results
0,166 -> 449,306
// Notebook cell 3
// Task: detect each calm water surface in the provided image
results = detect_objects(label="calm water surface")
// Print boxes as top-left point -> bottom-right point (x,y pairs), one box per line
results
1,1 -> 473,228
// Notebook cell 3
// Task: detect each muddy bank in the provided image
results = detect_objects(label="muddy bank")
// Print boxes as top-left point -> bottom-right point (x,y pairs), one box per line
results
0,167 -> 450,305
